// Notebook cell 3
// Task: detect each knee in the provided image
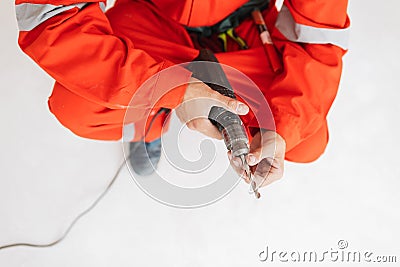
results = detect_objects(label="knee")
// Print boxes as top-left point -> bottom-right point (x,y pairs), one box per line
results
284,124 -> 329,163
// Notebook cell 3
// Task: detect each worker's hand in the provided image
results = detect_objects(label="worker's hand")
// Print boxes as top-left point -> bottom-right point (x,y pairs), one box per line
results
176,77 -> 249,139
229,129 -> 286,188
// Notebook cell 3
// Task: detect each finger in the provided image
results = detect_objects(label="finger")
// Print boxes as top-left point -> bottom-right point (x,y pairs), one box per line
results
253,158 -> 284,188
198,83 -> 249,116
247,131 -> 286,189
258,169 -> 282,188
197,81 -> 249,115
187,118 -> 223,140
247,136 -> 276,166
215,94 -> 249,115
228,153 -> 249,182
247,147 -> 274,167
247,151 -> 261,167
227,151 -> 232,161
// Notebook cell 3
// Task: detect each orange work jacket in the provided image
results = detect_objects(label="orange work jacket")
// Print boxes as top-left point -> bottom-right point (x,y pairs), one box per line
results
15,0 -> 350,162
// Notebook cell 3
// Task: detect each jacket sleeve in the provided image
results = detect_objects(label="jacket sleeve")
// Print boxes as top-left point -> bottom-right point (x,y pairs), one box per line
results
15,0 -> 191,112
249,0 -> 350,158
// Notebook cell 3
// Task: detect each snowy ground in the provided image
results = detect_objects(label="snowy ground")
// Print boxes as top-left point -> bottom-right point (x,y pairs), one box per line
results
1,1 -> 400,266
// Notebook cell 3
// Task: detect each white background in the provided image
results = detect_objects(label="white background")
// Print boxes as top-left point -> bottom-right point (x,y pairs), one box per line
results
1,0 -> 400,266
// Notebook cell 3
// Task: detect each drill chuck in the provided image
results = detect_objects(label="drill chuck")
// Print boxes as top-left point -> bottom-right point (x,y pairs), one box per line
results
208,106 -> 249,157
222,125 -> 249,157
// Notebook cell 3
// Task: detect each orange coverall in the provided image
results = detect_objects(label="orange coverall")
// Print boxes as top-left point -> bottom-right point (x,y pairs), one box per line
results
15,0 -> 350,162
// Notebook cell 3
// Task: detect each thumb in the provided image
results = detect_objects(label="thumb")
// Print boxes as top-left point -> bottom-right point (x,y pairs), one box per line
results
210,90 -> 249,115
247,141 -> 275,167
247,148 -> 263,167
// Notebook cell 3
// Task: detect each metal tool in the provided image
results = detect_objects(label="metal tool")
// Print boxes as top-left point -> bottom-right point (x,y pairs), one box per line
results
187,49 -> 260,198
241,155 -> 261,198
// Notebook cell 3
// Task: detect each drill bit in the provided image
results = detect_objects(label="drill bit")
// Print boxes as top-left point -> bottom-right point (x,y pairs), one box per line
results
239,155 -> 261,199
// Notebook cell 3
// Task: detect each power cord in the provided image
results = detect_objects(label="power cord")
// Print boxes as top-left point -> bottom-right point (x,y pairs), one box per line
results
0,158 -> 125,250
0,108 -> 169,251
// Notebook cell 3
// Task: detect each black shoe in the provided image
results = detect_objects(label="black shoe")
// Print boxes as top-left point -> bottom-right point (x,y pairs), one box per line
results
129,138 -> 162,176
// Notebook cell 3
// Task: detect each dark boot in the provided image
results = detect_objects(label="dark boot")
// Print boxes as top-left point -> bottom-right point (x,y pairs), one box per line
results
129,138 -> 162,176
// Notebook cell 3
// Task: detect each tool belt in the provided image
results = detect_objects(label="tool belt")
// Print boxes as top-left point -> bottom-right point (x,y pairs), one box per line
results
186,0 -> 270,52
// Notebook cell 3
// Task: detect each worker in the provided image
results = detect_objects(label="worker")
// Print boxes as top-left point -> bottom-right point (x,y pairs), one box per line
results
14,0 -> 349,188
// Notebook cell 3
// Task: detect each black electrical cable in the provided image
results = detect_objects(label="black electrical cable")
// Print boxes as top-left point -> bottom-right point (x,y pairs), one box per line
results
0,108 -> 169,251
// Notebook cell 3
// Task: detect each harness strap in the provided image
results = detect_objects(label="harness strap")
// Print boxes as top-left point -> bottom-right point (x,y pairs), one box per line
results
186,0 -> 270,37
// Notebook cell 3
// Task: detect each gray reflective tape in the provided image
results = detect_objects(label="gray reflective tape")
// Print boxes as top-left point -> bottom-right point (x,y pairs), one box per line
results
99,2 -> 106,12
122,123 -> 135,142
15,2 -> 105,31
275,5 -> 349,50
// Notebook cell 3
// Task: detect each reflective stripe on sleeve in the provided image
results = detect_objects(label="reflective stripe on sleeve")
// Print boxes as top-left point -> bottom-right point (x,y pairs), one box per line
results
275,5 -> 349,50
15,2 -> 100,31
